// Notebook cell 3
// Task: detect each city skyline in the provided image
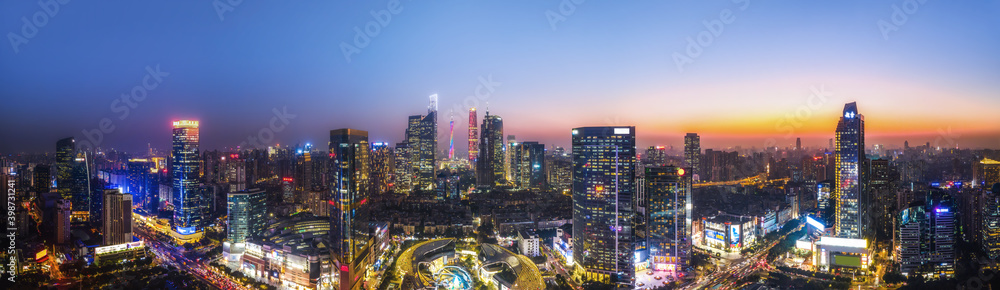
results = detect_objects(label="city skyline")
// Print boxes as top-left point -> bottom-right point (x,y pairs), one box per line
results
3,1 -> 1000,154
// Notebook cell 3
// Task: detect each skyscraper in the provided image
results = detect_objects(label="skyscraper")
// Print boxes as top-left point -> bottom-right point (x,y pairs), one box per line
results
393,142 -> 412,194
868,158 -> 894,241
33,164 -> 51,195
510,141 -> 546,191
329,128 -> 371,290
684,133 -> 700,180
506,135 -> 517,181
103,189 -> 133,245
405,95 -> 438,191
227,189 -> 267,244
468,108 -> 479,164
56,137 -> 75,200
58,138 -> 92,222
645,166 -> 692,273
370,142 -> 393,195
572,126 -> 637,285
477,113 -> 505,187
171,120 -> 204,235
834,102 -> 867,239
983,186 -> 1000,260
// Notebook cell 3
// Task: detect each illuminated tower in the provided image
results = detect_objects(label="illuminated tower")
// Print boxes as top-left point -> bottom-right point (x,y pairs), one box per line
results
329,128 -> 371,290
572,126 -> 637,285
171,120 -> 204,235
834,102 -> 867,239
468,108 -> 479,164
56,137 -> 75,200
684,133 -> 700,179
57,137 -> 91,221
370,142 -> 393,195
448,114 -> 455,159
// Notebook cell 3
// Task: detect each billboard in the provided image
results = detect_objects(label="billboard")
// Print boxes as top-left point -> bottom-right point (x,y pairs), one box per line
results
730,225 -> 740,248
706,229 -> 725,243
833,255 -> 862,267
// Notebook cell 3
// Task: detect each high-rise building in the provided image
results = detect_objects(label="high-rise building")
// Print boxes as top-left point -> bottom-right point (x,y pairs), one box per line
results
329,128 -> 371,290
468,108 -> 479,165
506,135 -> 517,182
56,137 -> 75,200
477,113 -> 505,187
126,159 -> 154,214
645,166 -> 692,273
983,186 -> 1000,260
227,189 -> 267,244
295,144 -> 314,192
510,141 -> 546,191
684,133 -> 700,180
33,164 -> 50,195
868,158 -> 894,241
393,142 -> 412,194
55,199 -> 72,244
927,192 -> 956,277
973,158 -> 1000,188
834,102 -> 867,239
896,202 -> 925,276
370,142 -> 393,195
171,120 -> 204,235
571,126 -> 637,285
103,189 -> 133,245
405,96 -> 438,191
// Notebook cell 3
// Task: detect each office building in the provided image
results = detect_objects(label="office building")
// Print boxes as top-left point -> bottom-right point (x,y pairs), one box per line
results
684,133 -> 700,179
834,102 -> 868,239
405,96 -> 437,191
974,158 -> 1000,188
868,158 -> 894,241
468,108 -> 479,164
369,142 -> 393,195
393,142 -> 412,194
478,113 -> 505,187
227,189 -> 267,244
55,199 -> 72,244
983,187 -> 1000,260
103,189 -> 133,246
510,141 -> 546,191
896,202 -> 925,276
644,166 -> 692,274
56,137 -> 75,200
571,126 -> 637,285
172,120 -> 205,236
329,128 -> 371,290
33,164 -> 50,195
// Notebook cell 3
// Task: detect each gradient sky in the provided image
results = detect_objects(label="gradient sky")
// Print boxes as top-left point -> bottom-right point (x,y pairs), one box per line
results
2,0 -> 999,154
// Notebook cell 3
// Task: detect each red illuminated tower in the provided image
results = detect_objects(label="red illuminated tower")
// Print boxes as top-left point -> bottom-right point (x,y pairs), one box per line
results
468,107 -> 479,163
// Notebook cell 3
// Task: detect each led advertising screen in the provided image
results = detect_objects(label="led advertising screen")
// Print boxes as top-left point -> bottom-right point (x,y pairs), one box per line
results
730,225 -> 740,248
706,230 -> 725,243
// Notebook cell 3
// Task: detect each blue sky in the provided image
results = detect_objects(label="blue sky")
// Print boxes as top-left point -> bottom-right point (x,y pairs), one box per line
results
2,0 -> 999,153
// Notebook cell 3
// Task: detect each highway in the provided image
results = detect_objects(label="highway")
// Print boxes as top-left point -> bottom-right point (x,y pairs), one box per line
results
135,225 -> 247,290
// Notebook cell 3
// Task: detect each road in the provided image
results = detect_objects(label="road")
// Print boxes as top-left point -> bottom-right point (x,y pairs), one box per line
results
135,224 -> 247,290
541,244 -> 582,290
685,221 -> 804,290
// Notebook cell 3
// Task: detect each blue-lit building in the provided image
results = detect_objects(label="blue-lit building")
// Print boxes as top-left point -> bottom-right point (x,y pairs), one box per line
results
571,126 -> 637,285
834,102 -> 868,239
510,141 -> 546,191
171,120 -> 204,235
227,189 -> 267,244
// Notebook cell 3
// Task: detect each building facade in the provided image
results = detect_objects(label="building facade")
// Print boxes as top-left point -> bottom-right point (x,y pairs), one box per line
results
571,126 -> 637,285
171,120 -> 204,235
329,128 -> 372,290
644,166 -> 692,274
103,189 -> 133,246
834,102 -> 868,239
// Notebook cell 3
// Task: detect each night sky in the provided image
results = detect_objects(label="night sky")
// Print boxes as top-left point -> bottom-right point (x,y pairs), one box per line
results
2,1 -> 999,154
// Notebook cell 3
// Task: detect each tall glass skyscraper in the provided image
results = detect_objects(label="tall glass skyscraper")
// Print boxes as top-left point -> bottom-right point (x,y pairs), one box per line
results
329,128 -> 371,290
171,120 -> 203,235
477,113 -> 505,187
103,189 -> 133,246
684,133 -> 700,179
645,166 -> 692,273
56,137 -> 75,200
56,137 -> 91,221
834,102 -> 867,239
571,126 -> 637,285
404,95 -> 438,191
227,189 -> 267,244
